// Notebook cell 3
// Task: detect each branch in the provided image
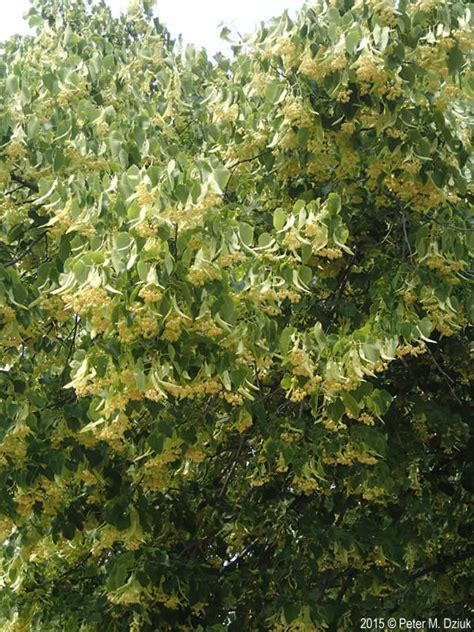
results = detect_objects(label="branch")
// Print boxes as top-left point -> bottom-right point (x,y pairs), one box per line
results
11,173 -> 39,193
228,149 -> 271,171
5,231 -> 48,267
61,314 -> 80,384
410,548 -> 474,581
425,344 -> 460,403
218,433 -> 246,500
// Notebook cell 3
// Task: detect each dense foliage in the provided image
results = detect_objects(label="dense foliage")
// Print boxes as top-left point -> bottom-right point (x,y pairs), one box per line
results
0,0 -> 472,629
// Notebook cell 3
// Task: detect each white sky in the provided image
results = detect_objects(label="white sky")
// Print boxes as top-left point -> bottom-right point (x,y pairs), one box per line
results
0,0 -> 305,54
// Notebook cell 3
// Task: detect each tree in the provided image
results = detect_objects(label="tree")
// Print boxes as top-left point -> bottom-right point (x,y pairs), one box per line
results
0,0 -> 472,629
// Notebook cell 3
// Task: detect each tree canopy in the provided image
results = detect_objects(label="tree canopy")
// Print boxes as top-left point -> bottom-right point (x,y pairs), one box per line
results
0,0 -> 472,629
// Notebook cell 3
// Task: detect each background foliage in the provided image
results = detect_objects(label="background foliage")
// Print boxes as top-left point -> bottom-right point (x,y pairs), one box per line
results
0,0 -> 472,629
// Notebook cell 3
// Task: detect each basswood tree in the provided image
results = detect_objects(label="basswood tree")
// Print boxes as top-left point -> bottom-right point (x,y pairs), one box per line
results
0,0 -> 472,629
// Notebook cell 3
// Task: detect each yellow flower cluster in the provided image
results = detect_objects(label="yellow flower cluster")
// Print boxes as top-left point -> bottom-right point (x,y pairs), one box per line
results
163,314 -> 187,341
134,219 -> 159,238
220,391 -> 245,406
289,387 -> 307,402
278,158 -> 301,179
187,263 -> 221,286
306,137 -> 338,181
218,251 -> 246,268
182,445 -> 205,463
362,486 -> 386,501
117,319 -> 136,343
358,412 -> 375,426
0,431 -> 29,463
292,476 -> 319,495
387,174 -> 445,211
136,182 -> 156,206
14,490 -> 42,517
165,193 -> 221,229
150,586 -> 183,610
0,303 -> 16,322
192,316 -> 223,338
267,37 -> 300,68
164,378 -> 222,400
281,99 -> 313,128
355,52 -> 401,100
235,411 -> 253,433
102,392 -> 132,416
412,414 -> 432,442
290,349 -> 314,377
261,305 -> 282,316
340,121 -> 356,135
280,431 -> 303,443
282,230 -> 301,250
224,129 -> 269,163
315,247 -> 343,260
396,343 -> 427,358
298,53 -> 320,79
92,525 -> 122,555
427,308 -> 464,338
453,29 -> 472,54
135,312 -> 162,338
423,255 -> 465,280
40,477 -> 66,516
63,147 -> 108,172
335,87 -> 352,103
306,52 -> 346,82
141,448 -> 182,491
249,72 -> 268,97
286,133 -> 308,157
323,418 -> 347,432
64,287 -> 111,314
38,295 -> 70,323
323,446 -> 378,466
0,517 -> 15,542
145,387 -> 167,402
305,220 -> 328,252
253,287 -> 297,304
95,413 -> 130,452
372,2 -> 397,27
138,284 -> 163,303
417,0 -> 440,10
385,127 -> 406,140
251,475 -> 271,487
212,103 -> 239,124
5,140 -> 27,159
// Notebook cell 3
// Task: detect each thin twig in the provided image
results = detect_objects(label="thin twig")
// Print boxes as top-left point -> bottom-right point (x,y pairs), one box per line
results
425,345 -> 460,402
5,231 -> 48,267
61,314 -> 80,384
218,433 -> 246,500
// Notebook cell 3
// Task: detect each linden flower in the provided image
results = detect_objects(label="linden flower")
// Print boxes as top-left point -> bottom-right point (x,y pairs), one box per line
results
299,53 -> 320,79
186,446 -> 206,462
6,139 -> 27,159
281,99 -> 313,128
187,264 -> 221,286
218,251 -> 246,268
213,103 -> 239,124
249,72 -> 268,96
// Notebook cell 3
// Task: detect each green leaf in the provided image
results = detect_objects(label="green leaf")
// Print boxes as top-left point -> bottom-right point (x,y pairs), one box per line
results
325,192 -> 341,214
273,208 -> 287,231
72,260 -> 88,284
345,27 -> 360,54
239,222 -> 254,246
6,75 -> 19,94
212,167 -> 230,192
341,391 -> 361,417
